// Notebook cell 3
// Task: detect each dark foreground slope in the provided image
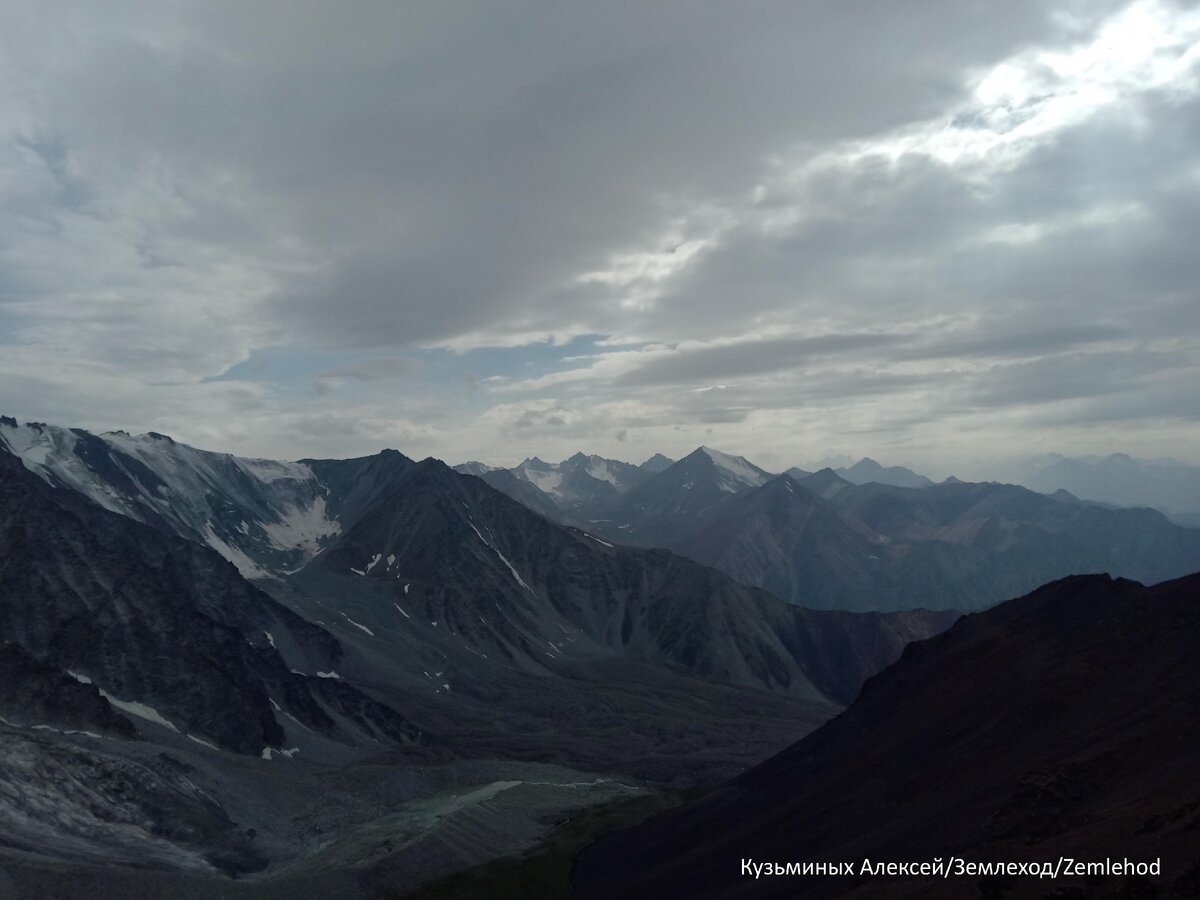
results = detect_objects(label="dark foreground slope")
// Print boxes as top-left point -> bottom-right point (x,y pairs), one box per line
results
573,572 -> 1200,899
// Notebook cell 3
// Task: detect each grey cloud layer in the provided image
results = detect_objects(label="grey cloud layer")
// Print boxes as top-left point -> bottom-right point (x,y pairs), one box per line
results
0,0 -> 1196,467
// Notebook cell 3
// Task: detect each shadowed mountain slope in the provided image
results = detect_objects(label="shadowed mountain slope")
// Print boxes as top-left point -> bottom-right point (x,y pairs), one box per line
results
573,571 -> 1200,899
650,474 -> 1200,612
599,446 -> 775,545
292,457 -> 954,707
452,464 -> 566,522
0,448 -> 424,757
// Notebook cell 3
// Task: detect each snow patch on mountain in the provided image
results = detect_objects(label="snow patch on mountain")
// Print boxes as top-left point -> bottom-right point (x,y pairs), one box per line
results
0,421 -> 131,515
2,419 -> 345,578
186,734 -> 223,752
98,691 -> 179,733
261,746 -> 299,760
261,496 -> 340,553
341,613 -> 375,636
585,457 -> 619,486
699,446 -> 772,490
468,520 -> 534,592
521,466 -> 564,495
233,456 -> 311,484
203,523 -> 270,579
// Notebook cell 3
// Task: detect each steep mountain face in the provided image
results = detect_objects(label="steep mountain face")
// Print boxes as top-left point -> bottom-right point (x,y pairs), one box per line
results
573,572 -> 1200,899
0,448 -> 424,757
0,642 -> 136,739
797,467 -> 855,500
671,476 -> 886,610
290,458 -> 950,707
0,418 -> 351,578
507,452 -> 650,519
301,449 -> 417,525
452,464 -> 565,522
601,447 -> 775,545
824,479 -> 1200,609
834,456 -> 934,488
639,453 -> 675,473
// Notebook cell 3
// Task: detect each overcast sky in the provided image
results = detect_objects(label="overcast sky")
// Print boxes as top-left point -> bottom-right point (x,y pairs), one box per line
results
2,0 -> 1198,474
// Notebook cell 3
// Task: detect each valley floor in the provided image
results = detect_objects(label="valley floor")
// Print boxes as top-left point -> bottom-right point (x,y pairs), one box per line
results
0,726 -> 653,900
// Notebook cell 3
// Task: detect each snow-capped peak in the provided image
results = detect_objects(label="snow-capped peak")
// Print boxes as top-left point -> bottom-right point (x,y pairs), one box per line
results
697,446 -> 772,490
1,417 -> 339,579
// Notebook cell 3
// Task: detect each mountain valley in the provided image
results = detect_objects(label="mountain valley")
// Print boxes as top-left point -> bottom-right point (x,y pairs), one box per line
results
0,418 -> 968,897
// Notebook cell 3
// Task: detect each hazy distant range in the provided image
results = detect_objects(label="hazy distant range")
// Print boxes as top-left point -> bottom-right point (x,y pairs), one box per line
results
488,449 -> 1200,529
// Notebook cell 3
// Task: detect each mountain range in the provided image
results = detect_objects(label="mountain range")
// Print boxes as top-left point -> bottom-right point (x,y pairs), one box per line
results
2,415 -> 1196,897
11,414 -> 1194,618
514,446 -> 1199,613
991,452 -> 1200,524
459,445 -> 1200,528
0,416 -> 962,895
663,469 -> 1200,611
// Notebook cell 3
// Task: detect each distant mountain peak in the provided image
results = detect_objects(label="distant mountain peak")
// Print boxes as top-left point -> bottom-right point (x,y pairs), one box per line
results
666,447 -> 768,493
454,460 -> 495,476
506,451 -> 647,507
1005,452 -> 1200,518
639,453 -> 674,473
688,446 -> 772,490
837,457 -> 933,489
756,473 -> 804,497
